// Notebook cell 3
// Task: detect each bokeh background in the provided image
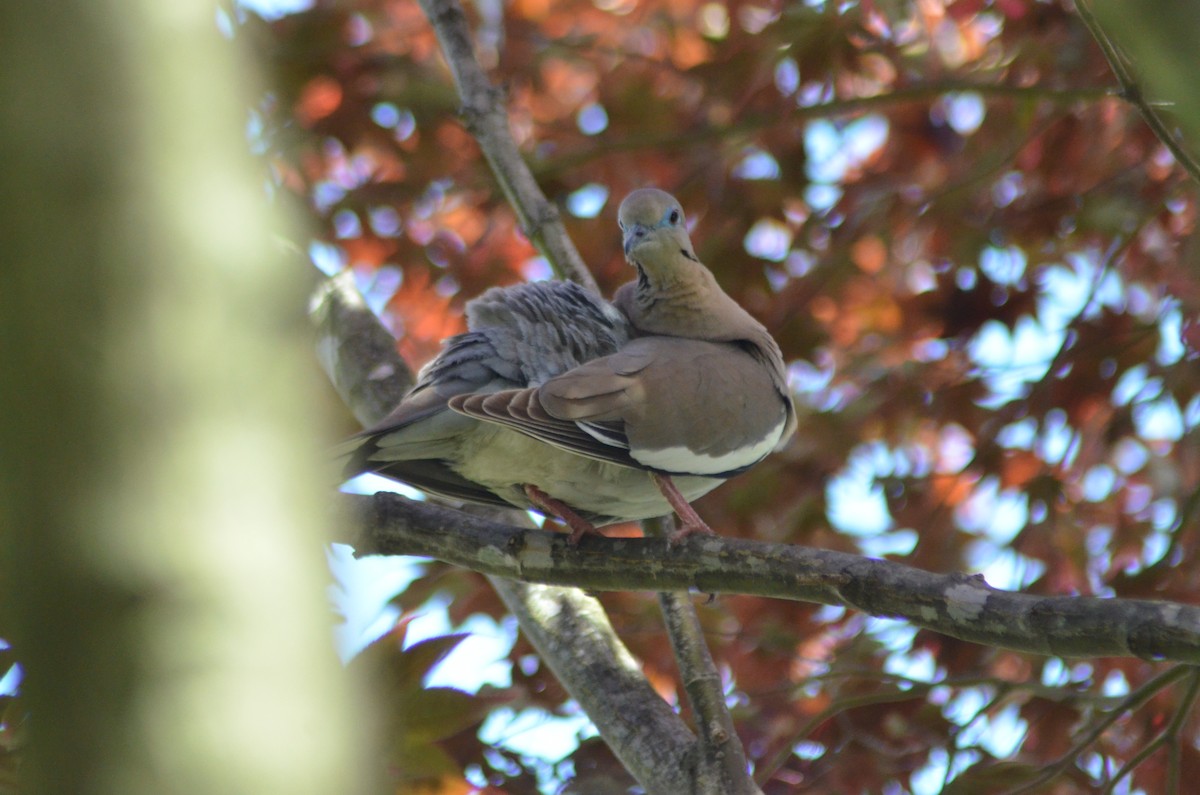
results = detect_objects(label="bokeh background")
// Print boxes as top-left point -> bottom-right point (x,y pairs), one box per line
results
237,1 -> 1196,791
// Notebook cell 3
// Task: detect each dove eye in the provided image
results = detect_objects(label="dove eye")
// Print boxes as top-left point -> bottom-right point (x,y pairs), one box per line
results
669,210 -> 680,224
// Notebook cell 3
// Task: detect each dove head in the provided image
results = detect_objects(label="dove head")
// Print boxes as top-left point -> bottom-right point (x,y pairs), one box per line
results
614,187 -> 742,340
618,188 -> 696,265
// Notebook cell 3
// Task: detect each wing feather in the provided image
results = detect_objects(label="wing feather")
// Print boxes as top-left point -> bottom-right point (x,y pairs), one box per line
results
450,390 -> 641,469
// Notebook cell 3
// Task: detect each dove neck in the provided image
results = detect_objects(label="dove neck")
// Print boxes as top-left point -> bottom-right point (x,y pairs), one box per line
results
614,255 -> 791,401
614,262 -> 763,345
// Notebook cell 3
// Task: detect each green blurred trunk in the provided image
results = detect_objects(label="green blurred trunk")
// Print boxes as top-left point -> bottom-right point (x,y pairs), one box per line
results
0,3 -> 371,793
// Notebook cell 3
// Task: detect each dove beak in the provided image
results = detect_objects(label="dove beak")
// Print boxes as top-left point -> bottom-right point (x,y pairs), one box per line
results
623,222 -> 649,256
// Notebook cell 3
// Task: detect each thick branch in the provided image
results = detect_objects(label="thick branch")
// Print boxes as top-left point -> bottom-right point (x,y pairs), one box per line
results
311,269 -> 414,427
354,491 -> 1200,664
490,578 -> 701,794
416,0 -> 597,291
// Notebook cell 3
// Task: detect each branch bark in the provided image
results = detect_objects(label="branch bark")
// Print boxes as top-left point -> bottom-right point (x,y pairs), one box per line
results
658,588 -> 759,794
353,492 -> 1200,664
490,578 -> 702,793
312,269 -> 416,427
644,515 -> 761,795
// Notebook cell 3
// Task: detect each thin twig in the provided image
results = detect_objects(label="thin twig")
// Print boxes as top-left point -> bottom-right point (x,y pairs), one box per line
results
1074,0 -> 1200,186
644,518 -> 761,795
1002,664 -> 1191,794
1101,666 -> 1200,795
756,678 -> 956,786
416,0 -> 598,291
1147,481 -> 1200,578
533,82 -> 1114,179
941,684 -> 1016,791
1164,669 -> 1200,794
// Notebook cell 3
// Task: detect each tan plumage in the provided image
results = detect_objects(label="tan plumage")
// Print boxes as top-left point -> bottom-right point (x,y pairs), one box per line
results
346,188 -> 795,542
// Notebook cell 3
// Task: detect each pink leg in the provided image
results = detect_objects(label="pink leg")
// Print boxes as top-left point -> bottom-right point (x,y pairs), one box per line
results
650,473 -> 715,543
523,484 -> 601,545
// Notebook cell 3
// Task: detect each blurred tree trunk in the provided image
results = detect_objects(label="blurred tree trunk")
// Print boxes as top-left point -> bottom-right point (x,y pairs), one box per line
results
0,3 -> 372,794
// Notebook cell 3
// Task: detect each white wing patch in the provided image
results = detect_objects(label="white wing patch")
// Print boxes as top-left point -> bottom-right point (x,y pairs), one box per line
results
630,416 -> 787,475
578,421 -> 630,449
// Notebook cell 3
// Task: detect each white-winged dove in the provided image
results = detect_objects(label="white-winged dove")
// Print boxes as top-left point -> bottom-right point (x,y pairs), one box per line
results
346,188 -> 795,542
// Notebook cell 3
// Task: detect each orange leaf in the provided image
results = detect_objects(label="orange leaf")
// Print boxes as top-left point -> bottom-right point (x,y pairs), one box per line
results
295,75 -> 342,126
851,236 -> 888,274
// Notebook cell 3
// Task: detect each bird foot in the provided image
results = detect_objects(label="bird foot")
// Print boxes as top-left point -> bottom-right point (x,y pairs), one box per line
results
649,472 -> 717,546
667,518 -> 716,546
523,484 -> 602,546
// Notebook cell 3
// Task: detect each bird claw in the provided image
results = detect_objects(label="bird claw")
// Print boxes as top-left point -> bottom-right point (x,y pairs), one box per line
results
566,522 -> 605,546
523,484 -> 601,546
666,519 -> 716,547
650,472 -> 717,547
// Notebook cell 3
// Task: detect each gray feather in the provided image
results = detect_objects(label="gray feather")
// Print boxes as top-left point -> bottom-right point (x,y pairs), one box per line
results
344,280 -> 632,491
464,280 -> 631,385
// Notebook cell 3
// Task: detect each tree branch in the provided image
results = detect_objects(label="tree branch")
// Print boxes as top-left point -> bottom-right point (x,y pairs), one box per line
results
310,257 -> 705,793
311,269 -> 415,427
352,491 -> 1200,664
643,515 -> 761,795
1076,0 -> 1200,186
658,588 -> 759,794
1003,664 -> 1191,795
416,0 -> 598,291
489,577 -> 702,794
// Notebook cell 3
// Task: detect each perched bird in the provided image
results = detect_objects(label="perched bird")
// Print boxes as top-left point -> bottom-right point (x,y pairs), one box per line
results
346,188 -> 795,542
